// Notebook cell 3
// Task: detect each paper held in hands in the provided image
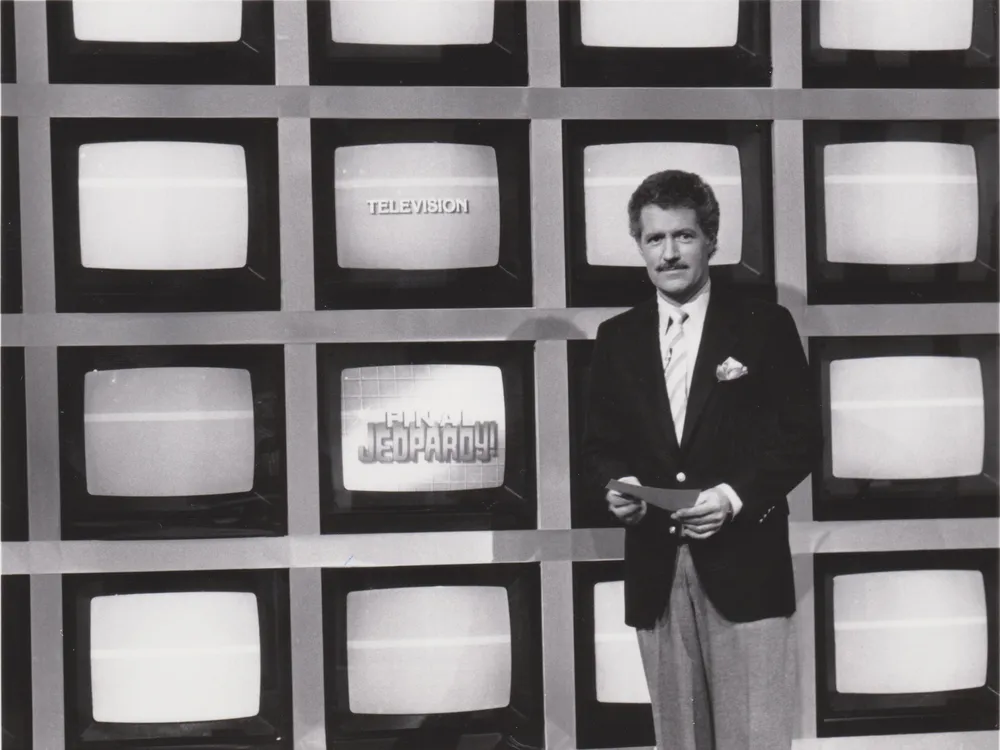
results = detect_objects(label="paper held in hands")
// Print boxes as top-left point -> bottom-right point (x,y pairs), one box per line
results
606,479 -> 700,513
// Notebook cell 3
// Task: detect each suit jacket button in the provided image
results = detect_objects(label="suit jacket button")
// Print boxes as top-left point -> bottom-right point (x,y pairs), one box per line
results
676,472 -> 686,482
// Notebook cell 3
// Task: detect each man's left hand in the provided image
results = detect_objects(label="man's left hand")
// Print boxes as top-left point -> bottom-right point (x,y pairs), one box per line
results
672,486 -> 732,540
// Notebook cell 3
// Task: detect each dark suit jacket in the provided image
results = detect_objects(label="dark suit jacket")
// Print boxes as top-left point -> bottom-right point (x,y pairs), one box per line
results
581,291 -> 821,629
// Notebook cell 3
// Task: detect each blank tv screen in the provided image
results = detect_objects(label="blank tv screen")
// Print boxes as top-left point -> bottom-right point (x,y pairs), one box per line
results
580,0 -> 739,48
833,569 -> 988,694
823,142 -> 978,265
84,367 -> 255,496
593,581 -> 650,704
334,143 -> 500,270
819,0 -> 974,51
72,0 -> 243,42
829,356 -> 985,480
90,591 -> 261,723
340,364 -> 505,492
583,142 -> 743,267
79,141 -> 249,270
346,585 -> 512,714
329,0 -> 495,45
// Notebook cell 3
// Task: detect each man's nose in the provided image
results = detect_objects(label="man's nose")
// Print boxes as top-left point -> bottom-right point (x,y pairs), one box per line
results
660,239 -> 680,261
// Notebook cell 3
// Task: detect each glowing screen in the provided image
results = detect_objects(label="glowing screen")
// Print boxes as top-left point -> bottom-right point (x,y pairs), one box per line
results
583,143 -> 742,267
334,143 -> 500,270
819,0 -> 974,51
340,364 -> 505,492
823,142 -> 978,265
329,0 -> 495,45
346,586 -> 511,714
593,581 -> 650,704
90,591 -> 261,722
833,570 -> 988,693
84,367 -> 255,496
72,0 -> 243,43
79,141 -> 249,270
830,357 -> 984,480
580,0 -> 740,48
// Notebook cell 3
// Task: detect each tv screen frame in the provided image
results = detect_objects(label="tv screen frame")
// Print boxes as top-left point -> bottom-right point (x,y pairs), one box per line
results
2,117 -> 22,314
1,347 -> 27,542
321,562 -> 544,750
50,118 -> 281,313
804,120 -> 999,305
311,119 -> 532,310
559,0 -> 771,87
1,0 -> 14,83
62,568 -> 292,750
1,575 -> 32,750
306,0 -> 527,86
563,120 -> 775,308
801,0 -> 999,88
814,548 -> 1000,737
572,560 -> 655,750
810,335 -> 999,522
46,0 -> 275,84
57,344 -> 288,541
316,341 -> 536,534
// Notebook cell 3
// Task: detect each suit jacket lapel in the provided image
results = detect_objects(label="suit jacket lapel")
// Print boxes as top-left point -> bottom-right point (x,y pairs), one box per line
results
681,293 -> 738,449
630,299 -> 681,457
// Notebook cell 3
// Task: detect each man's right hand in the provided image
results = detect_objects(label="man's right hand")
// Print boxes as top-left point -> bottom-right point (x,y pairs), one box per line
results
606,476 -> 647,525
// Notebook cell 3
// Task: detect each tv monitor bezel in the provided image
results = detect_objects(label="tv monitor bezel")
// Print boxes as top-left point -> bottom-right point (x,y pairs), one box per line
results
316,341 -> 537,534
45,0 -> 275,84
801,0 -> 999,88
63,568 -> 293,749
321,562 -> 544,750
311,119 -> 533,310
563,119 -> 775,309
1,0 -> 14,84
559,0 -> 771,87
572,560 -> 655,750
804,120 -> 999,305
810,334 -> 1000,522
814,548 -> 1000,737
57,344 -> 289,541
50,118 -> 282,313
1,347 -> 27,542
307,0 -> 527,86
1,575 -> 32,750
2,116 -> 22,314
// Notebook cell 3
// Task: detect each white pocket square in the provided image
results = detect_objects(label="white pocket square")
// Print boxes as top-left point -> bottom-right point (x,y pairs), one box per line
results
716,357 -> 748,382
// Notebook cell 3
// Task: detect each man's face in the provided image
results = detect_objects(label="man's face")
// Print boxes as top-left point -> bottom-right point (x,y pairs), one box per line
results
636,205 -> 714,304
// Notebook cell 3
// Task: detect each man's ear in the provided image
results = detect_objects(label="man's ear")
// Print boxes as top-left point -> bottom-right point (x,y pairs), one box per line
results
708,238 -> 718,259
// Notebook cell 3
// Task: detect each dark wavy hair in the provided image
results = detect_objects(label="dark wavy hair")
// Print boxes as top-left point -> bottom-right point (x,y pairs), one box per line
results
627,170 -> 721,244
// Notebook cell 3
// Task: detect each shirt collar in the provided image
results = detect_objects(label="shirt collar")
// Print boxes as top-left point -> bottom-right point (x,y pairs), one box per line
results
656,280 -> 711,327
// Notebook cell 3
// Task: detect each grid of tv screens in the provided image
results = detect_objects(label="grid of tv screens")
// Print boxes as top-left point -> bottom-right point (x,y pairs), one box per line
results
317,341 -> 536,533
63,568 -> 292,750
1,347 -> 27,542
311,119 -> 532,310
563,120 -> 775,308
815,549 -> 999,736
46,0 -> 276,84
57,345 -> 288,540
322,562 -> 543,750
307,0 -> 528,86
2,117 -> 21,315
802,0 -> 999,88
50,118 -> 281,313
1,575 -> 31,750
805,120 -> 999,304
810,335 -> 999,521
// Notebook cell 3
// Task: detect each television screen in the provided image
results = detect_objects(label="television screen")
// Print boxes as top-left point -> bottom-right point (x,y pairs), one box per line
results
307,0 -> 527,85
815,549 -> 999,737
58,345 -> 288,540
51,118 -> 280,312
811,335 -> 999,521
46,0 -> 275,83
564,121 -> 774,308
312,120 -> 531,310
802,0 -> 999,87
63,569 -> 292,750
323,563 -> 543,750
1,348 -> 27,542
560,0 -> 770,86
2,117 -> 21,314
593,581 -> 649,704
317,342 -> 535,534
1,576 -> 32,750
805,121 -> 998,304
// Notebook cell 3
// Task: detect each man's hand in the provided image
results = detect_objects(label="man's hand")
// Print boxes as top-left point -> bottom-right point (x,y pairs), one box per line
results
672,485 -> 732,539
606,476 -> 647,525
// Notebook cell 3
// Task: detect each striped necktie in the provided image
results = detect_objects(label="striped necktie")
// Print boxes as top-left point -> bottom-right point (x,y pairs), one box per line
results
663,311 -> 689,443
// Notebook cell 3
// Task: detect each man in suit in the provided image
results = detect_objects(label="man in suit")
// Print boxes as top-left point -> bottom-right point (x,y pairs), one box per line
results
581,170 -> 821,750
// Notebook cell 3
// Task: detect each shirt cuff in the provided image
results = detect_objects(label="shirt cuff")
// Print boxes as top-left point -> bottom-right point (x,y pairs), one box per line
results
717,483 -> 743,516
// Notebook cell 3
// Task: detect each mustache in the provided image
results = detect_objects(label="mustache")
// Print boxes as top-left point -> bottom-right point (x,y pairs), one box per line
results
655,262 -> 689,272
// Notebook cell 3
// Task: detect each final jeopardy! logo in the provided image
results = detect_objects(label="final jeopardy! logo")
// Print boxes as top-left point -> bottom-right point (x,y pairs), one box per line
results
359,410 -> 499,464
